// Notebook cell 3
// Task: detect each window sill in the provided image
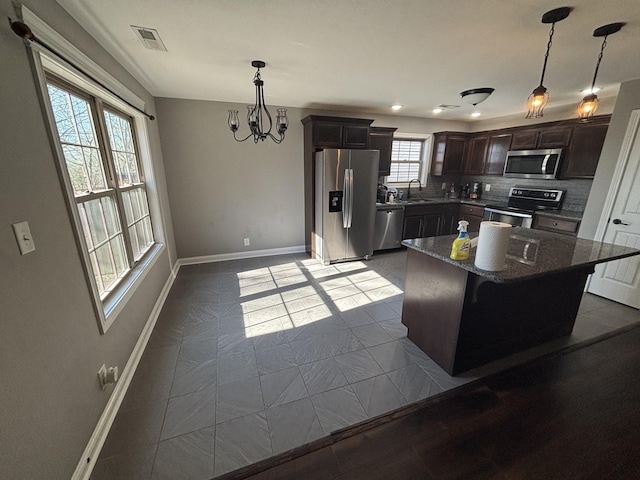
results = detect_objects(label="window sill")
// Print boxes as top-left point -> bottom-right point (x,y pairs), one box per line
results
102,243 -> 166,333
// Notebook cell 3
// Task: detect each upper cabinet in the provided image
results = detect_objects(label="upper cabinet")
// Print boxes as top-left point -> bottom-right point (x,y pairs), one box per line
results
431,132 -> 468,176
510,129 -> 538,150
463,136 -> 489,175
560,116 -> 609,179
369,126 -> 398,177
303,115 -> 373,149
453,115 -> 610,179
485,134 -> 513,175
537,126 -> 572,148
463,133 -> 512,175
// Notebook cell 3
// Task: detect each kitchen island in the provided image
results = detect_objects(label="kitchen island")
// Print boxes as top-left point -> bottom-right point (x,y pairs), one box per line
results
401,228 -> 640,375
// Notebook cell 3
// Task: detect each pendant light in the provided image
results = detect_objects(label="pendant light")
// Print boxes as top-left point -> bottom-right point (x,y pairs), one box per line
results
577,22 -> 625,120
228,60 -> 288,144
525,7 -> 571,119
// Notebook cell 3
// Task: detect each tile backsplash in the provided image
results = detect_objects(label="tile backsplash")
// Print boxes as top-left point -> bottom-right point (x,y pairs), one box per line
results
396,175 -> 592,212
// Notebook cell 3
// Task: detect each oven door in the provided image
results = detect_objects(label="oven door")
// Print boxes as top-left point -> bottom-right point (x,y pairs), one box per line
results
483,207 -> 533,228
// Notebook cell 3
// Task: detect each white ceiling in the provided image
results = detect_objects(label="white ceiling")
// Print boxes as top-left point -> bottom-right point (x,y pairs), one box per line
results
56,0 -> 640,122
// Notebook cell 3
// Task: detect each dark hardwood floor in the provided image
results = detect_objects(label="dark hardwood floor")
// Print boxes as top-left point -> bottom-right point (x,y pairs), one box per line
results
220,324 -> 640,480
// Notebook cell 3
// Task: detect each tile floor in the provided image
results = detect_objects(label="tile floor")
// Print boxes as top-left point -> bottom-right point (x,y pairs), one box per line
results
92,249 -> 639,480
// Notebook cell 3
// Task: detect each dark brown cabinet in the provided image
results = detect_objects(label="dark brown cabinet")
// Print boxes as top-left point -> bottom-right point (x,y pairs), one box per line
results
402,203 -> 460,239
510,130 -> 539,150
431,133 -> 468,176
464,136 -> 489,175
311,118 -> 372,149
441,204 -> 461,235
403,204 -> 442,239
485,134 -> 512,175
459,204 -> 484,233
560,118 -> 609,178
369,126 -> 397,177
537,126 -> 572,148
458,115 -> 610,180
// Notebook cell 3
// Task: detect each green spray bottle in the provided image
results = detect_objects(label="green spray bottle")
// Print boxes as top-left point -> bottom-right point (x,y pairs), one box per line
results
450,220 -> 471,261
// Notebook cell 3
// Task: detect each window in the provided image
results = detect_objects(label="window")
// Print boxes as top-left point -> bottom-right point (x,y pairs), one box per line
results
387,139 -> 424,183
45,76 -> 155,300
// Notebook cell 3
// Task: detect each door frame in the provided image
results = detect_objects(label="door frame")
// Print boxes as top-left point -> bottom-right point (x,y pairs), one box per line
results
590,109 -> 640,243
586,109 -> 640,292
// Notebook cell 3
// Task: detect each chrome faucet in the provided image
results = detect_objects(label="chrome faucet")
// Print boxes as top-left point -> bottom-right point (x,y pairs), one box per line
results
407,179 -> 422,199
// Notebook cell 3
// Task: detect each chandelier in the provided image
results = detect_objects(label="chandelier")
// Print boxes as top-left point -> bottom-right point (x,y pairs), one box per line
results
228,60 -> 288,143
577,22 -> 625,120
525,7 -> 571,119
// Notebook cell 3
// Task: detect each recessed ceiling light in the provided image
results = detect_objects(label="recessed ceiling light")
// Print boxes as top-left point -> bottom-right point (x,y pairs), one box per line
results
582,87 -> 601,94
470,112 -> 482,117
432,108 -> 444,114
391,104 -> 403,110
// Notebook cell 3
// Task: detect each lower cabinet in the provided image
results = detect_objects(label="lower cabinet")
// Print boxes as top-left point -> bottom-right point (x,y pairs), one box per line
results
441,204 -> 461,235
459,204 -> 485,233
402,203 -> 460,239
533,215 -> 580,236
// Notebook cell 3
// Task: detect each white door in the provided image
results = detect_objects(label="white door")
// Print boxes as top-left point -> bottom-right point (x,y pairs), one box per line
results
587,110 -> 640,308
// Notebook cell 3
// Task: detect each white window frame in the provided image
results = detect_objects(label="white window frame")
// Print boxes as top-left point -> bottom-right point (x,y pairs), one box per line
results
384,133 -> 432,188
23,7 -> 166,333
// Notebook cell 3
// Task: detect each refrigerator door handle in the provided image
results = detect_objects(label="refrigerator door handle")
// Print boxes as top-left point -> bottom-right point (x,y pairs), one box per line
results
346,168 -> 354,228
343,169 -> 350,228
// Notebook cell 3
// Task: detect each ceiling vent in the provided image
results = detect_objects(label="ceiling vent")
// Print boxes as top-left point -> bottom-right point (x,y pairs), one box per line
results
131,25 -> 167,51
436,104 -> 460,109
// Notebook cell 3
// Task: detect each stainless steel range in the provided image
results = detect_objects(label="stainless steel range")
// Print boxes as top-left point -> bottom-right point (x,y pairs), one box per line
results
483,186 -> 566,228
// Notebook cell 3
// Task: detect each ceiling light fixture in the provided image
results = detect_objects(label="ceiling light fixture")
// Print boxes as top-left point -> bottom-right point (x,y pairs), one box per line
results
525,7 -> 571,119
470,112 -> 482,117
432,108 -> 444,114
228,60 -> 288,143
391,104 -> 403,110
460,88 -> 494,106
577,22 -> 625,120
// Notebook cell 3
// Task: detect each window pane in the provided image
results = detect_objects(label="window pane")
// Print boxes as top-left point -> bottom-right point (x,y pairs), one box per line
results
129,224 -> 140,258
85,198 -> 108,247
104,110 -> 141,187
388,140 -> 423,183
102,196 -> 121,237
62,144 -> 89,193
77,202 -> 94,249
95,243 -> 116,291
110,237 -> 128,277
47,83 -> 106,195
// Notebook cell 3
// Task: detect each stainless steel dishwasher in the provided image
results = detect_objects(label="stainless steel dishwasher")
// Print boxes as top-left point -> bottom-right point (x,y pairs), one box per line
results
373,204 -> 405,250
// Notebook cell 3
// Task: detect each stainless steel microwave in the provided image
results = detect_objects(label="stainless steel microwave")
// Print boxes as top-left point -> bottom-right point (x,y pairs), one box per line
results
503,149 -> 563,179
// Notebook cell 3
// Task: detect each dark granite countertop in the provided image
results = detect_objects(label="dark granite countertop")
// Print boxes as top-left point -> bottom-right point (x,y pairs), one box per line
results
402,227 -> 640,284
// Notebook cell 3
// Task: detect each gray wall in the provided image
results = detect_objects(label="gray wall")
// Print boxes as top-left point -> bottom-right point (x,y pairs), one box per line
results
156,100 -> 469,259
0,1 -> 176,478
580,78 -> 640,238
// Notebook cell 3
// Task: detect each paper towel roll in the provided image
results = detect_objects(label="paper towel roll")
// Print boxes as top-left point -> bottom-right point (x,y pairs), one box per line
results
474,221 -> 512,271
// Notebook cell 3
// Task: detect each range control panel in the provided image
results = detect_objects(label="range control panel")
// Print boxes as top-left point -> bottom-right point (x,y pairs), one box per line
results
508,187 -> 565,210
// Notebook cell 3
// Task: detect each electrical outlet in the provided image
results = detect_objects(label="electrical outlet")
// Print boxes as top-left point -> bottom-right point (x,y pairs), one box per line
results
97,364 -> 107,390
243,238 -> 250,246
98,364 -> 119,390
485,184 -> 491,192
441,182 -> 447,190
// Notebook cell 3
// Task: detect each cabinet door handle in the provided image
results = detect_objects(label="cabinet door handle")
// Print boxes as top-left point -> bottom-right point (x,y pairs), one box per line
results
612,218 -> 629,226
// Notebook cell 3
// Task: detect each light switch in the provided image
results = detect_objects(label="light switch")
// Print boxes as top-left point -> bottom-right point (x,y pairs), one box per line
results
12,221 -> 36,255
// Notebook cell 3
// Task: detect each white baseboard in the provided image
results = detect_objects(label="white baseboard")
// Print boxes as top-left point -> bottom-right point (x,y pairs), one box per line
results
179,245 -> 306,266
71,260 -> 179,480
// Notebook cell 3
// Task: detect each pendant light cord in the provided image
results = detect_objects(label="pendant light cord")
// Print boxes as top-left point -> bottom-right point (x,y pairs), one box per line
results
590,36 -> 608,91
539,22 -> 556,86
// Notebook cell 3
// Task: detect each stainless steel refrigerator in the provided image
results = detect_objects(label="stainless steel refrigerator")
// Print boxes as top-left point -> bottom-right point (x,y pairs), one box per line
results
315,149 -> 379,264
